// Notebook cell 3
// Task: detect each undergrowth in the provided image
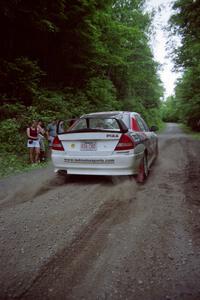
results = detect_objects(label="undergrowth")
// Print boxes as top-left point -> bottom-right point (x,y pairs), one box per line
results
0,153 -> 48,178
180,124 -> 200,140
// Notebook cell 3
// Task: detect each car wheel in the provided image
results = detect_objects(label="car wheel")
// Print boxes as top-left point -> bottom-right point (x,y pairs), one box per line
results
136,153 -> 148,183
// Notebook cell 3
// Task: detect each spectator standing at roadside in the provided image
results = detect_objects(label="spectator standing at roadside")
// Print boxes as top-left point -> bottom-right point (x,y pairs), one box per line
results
37,120 -> 46,162
47,119 -> 65,147
46,119 -> 58,148
26,120 -> 40,164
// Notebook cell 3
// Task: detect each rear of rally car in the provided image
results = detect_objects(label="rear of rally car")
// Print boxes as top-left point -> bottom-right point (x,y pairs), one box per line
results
51,115 -> 143,176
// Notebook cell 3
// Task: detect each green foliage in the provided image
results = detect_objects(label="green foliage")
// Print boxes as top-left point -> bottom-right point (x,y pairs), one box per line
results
0,0 -> 162,112
180,124 -> 200,140
175,67 -> 200,130
0,154 -> 28,178
142,108 -> 163,129
85,77 -> 121,111
100,0 -> 163,109
0,119 -> 26,154
170,0 -> 200,69
0,153 -> 48,178
169,0 -> 200,131
0,103 -> 26,120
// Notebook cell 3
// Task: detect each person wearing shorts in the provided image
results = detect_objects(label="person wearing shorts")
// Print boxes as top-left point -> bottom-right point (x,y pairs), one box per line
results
27,120 -> 40,163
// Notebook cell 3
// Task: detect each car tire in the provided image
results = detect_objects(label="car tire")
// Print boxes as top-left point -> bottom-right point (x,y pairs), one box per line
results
136,153 -> 148,183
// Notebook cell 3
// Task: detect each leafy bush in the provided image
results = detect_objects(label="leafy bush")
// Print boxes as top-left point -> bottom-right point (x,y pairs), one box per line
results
0,153 -> 27,177
0,103 -> 26,120
0,119 -> 26,154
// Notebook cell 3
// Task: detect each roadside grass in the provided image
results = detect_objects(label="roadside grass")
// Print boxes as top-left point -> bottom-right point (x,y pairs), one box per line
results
180,124 -> 200,140
0,153 -> 49,178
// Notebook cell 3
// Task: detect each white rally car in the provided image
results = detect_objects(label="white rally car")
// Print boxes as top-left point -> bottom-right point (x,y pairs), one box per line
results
51,111 -> 158,182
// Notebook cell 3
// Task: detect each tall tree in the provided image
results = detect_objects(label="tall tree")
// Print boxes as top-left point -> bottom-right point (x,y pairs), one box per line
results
101,0 -> 163,112
170,0 -> 200,130
0,0 -> 163,124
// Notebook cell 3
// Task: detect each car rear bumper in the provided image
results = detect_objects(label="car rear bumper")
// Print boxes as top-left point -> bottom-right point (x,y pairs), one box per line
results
52,152 -> 142,176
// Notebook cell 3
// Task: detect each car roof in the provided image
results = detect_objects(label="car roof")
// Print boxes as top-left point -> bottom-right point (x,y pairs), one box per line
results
81,111 -> 139,118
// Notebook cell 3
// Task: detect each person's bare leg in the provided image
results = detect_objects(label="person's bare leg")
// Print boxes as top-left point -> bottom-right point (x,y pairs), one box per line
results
35,147 -> 40,163
47,147 -> 52,159
30,148 -> 34,163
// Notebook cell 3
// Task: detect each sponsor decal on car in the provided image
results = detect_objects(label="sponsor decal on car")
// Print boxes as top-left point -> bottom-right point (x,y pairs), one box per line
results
64,158 -> 115,164
106,134 -> 119,138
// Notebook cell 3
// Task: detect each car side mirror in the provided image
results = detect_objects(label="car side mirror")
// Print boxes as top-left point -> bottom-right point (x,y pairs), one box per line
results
150,125 -> 158,132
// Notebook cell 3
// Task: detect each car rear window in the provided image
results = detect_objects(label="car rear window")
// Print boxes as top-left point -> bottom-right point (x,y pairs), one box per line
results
70,118 -> 121,131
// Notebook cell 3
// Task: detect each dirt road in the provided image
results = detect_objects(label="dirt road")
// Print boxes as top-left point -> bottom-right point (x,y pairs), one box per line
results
0,123 -> 200,300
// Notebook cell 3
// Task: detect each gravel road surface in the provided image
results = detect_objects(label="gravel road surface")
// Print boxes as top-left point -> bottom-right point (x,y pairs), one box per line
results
0,123 -> 200,300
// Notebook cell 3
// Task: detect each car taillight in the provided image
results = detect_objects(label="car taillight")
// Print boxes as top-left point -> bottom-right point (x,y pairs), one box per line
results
52,136 -> 64,151
115,134 -> 135,151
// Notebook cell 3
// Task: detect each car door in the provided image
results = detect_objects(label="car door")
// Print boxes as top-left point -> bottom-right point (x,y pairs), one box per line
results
138,115 -> 157,161
134,115 -> 155,162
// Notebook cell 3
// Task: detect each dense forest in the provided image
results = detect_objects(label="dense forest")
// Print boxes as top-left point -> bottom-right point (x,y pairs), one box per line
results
0,0 -> 164,173
163,0 -> 200,131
